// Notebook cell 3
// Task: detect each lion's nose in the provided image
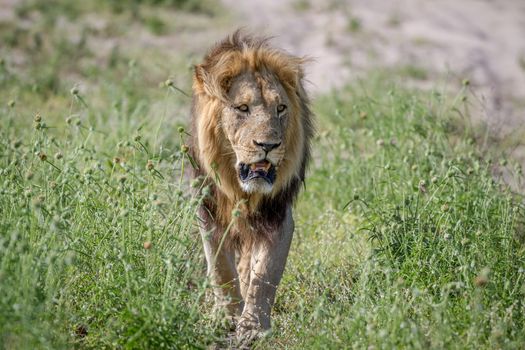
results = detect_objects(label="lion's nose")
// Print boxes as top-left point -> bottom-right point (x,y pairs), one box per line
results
253,140 -> 281,153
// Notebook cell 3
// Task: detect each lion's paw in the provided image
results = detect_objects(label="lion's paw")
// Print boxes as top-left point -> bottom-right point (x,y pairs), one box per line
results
235,320 -> 271,346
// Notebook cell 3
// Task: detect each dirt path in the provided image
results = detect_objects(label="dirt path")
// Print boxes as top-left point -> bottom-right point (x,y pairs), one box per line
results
3,0 -> 523,131
222,0 -> 525,136
2,0 -> 523,165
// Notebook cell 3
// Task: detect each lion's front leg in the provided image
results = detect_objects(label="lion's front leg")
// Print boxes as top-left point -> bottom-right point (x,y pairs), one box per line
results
237,206 -> 294,339
200,225 -> 243,318
237,243 -> 252,300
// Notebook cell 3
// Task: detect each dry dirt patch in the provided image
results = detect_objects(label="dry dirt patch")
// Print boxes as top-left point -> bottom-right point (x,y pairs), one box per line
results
222,0 -> 525,174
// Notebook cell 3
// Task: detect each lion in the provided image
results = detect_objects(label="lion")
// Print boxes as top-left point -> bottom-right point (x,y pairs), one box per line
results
189,30 -> 314,340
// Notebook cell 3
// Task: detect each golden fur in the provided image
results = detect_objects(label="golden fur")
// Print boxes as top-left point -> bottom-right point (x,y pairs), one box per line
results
190,30 -> 313,244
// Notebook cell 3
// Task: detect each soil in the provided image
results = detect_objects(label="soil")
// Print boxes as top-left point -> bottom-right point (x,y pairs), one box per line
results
1,0 -> 524,165
221,0 -> 525,179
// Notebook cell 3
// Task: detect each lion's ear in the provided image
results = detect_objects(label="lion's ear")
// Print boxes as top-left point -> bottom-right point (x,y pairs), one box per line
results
274,57 -> 308,96
193,64 -> 215,97
283,67 -> 302,91
193,64 -> 230,98
193,65 -> 207,89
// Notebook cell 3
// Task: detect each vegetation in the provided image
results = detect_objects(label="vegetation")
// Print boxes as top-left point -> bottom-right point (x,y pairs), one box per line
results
268,83 -> 525,348
1,2 -> 524,349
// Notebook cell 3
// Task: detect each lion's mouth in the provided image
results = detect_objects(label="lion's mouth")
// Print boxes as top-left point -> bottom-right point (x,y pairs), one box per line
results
239,160 -> 276,184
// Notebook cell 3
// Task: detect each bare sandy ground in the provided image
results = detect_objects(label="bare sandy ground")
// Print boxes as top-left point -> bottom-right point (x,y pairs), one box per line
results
1,0 -> 523,163
2,0 -> 523,130
221,0 -> 525,176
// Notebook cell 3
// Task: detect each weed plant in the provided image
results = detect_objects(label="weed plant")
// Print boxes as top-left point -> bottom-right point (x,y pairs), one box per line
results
267,83 -> 525,349
0,2 -> 524,348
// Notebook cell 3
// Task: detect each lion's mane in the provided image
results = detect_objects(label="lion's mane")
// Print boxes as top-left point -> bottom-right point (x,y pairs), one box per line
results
189,30 -> 314,244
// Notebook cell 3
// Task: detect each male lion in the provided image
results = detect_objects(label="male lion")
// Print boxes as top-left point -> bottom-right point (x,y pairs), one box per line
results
189,31 -> 314,339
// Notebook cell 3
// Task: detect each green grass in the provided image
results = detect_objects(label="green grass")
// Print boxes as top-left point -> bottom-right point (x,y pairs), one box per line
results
1,2 -> 525,349
265,82 -> 525,349
1,74 -> 221,349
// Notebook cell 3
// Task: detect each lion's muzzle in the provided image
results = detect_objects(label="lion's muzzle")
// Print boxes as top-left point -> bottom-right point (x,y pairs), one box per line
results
239,160 -> 276,185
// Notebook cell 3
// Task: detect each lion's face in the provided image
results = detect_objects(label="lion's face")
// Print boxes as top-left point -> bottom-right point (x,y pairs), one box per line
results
222,71 -> 290,194
192,32 -> 313,204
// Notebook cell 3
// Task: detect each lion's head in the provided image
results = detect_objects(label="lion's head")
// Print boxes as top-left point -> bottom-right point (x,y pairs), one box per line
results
220,69 -> 292,194
191,31 -> 313,224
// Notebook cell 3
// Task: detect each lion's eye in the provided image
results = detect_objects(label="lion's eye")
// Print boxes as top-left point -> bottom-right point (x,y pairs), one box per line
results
236,104 -> 249,113
277,104 -> 287,113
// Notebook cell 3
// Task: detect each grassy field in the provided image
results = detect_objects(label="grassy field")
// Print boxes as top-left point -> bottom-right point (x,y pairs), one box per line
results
1,2 -> 525,349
